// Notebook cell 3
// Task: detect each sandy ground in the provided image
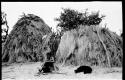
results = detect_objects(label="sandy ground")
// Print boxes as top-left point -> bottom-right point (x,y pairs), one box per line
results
2,62 -> 122,80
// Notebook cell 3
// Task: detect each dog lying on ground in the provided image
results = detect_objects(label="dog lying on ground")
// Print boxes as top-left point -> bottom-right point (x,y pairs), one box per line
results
74,65 -> 92,74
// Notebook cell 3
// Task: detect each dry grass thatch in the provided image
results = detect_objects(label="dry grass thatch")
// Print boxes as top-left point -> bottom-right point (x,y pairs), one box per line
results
2,14 -> 52,63
41,32 -> 61,62
56,25 -> 123,67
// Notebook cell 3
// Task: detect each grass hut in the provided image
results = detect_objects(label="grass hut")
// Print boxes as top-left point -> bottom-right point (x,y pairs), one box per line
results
2,14 -> 52,63
56,25 -> 123,67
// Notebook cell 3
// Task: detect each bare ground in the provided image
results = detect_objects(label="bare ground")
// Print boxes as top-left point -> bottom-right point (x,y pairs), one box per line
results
2,62 -> 122,80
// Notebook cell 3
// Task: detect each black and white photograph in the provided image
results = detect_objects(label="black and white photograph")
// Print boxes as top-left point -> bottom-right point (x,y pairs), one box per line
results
1,2 -> 123,80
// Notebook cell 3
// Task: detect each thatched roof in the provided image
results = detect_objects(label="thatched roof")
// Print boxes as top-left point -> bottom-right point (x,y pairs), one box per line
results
2,14 -> 52,63
56,25 -> 123,67
41,32 -> 61,62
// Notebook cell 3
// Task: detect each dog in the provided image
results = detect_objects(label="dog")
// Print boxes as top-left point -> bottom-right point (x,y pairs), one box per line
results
74,65 -> 92,74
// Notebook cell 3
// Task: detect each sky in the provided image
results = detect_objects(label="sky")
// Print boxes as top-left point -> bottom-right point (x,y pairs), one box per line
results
1,2 -> 122,35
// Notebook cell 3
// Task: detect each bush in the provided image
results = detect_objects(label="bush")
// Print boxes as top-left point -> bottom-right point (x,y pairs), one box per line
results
55,8 -> 105,32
